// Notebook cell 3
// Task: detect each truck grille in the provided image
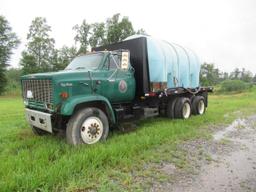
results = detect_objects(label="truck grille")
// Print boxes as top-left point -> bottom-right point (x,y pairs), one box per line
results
22,79 -> 53,103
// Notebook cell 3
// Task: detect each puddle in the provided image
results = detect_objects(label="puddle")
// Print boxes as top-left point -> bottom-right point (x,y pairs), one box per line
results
213,119 -> 246,141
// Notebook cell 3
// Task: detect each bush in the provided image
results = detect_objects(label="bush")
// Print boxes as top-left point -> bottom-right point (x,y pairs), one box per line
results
220,80 -> 252,92
3,68 -> 21,96
3,80 -> 21,96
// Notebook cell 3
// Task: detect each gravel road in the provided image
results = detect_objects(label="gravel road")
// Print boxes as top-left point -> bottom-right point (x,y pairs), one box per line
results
151,115 -> 256,192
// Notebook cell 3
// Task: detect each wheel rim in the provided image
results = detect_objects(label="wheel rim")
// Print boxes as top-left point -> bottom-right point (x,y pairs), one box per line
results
182,102 -> 191,119
80,117 -> 103,144
198,100 -> 205,115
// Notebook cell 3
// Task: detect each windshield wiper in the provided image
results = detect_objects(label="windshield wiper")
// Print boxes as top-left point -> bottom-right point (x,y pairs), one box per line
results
75,67 -> 86,70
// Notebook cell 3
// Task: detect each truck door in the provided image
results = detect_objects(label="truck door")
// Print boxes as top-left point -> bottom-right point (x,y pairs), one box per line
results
100,52 -> 135,103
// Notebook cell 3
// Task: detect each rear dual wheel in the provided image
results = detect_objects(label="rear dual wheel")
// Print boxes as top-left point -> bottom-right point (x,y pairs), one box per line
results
167,97 -> 191,119
174,97 -> 191,119
192,96 -> 206,115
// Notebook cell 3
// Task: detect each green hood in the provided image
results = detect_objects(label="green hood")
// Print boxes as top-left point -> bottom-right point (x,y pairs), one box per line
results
21,69 -> 95,82
21,70 -> 99,112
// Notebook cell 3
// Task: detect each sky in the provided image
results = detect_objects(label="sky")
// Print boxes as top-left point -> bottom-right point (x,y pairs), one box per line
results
1,0 -> 256,73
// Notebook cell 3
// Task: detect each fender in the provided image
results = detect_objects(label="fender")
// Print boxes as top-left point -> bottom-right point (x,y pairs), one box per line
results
60,94 -> 116,123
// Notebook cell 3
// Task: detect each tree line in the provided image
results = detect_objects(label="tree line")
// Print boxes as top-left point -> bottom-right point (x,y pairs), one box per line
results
200,63 -> 256,86
20,14 -> 146,74
0,14 -> 146,94
0,14 -> 255,95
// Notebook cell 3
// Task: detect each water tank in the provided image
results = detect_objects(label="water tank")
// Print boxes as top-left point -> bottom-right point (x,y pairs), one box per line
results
125,35 -> 201,89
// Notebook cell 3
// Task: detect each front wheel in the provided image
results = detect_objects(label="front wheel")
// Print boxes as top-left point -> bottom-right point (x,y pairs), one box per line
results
66,107 -> 109,145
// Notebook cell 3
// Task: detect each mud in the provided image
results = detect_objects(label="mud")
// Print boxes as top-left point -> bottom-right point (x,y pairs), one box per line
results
151,115 -> 256,192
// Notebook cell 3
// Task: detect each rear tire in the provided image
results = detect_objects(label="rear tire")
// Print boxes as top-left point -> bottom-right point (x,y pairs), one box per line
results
192,96 -> 206,115
174,97 -> 191,119
66,107 -> 109,145
32,126 -> 48,136
166,98 -> 179,119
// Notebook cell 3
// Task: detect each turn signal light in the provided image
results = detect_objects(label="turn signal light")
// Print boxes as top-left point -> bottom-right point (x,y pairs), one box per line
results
60,92 -> 69,99
145,92 -> 156,97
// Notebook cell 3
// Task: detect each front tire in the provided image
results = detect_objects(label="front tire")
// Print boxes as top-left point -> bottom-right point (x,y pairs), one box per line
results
66,107 -> 109,145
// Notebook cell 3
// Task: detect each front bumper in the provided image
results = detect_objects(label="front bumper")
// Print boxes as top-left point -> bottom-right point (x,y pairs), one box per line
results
25,108 -> 53,133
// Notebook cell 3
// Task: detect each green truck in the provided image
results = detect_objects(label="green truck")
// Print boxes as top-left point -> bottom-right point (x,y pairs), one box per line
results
21,36 -> 212,145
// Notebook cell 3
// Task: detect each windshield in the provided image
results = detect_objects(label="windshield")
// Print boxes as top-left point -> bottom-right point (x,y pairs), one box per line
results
65,53 -> 103,70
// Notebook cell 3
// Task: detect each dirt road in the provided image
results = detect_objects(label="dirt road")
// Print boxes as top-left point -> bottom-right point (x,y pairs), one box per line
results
151,115 -> 256,192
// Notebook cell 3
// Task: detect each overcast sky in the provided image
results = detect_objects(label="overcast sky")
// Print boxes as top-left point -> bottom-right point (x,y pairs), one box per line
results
1,0 -> 256,73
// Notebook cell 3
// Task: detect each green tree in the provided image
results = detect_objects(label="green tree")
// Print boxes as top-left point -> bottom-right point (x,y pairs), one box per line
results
20,17 -> 55,74
106,13 -> 135,44
89,22 -> 106,48
218,72 -> 229,82
52,46 -> 77,71
136,28 -> 147,35
253,74 -> 256,83
73,14 -> 146,50
5,68 -> 21,83
200,63 -> 220,86
229,68 -> 253,82
0,15 -> 20,94
20,51 -> 38,74
0,67 -> 7,94
73,20 -> 91,54
230,68 -> 241,80
240,68 -> 253,82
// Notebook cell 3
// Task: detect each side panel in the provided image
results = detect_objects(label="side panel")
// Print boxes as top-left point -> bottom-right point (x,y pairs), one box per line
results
172,43 -> 190,88
96,69 -> 136,103
61,95 -> 116,123
146,38 -> 167,82
186,48 -> 201,87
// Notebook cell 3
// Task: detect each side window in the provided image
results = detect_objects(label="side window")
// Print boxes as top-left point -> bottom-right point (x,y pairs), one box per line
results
109,55 -> 120,69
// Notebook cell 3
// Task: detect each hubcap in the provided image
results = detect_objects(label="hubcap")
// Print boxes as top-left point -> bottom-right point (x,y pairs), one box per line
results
80,117 -> 103,144
182,102 -> 191,119
198,100 -> 205,115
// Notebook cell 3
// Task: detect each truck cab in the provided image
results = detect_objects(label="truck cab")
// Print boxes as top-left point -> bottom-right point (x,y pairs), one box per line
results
21,50 -> 136,145
64,51 -> 135,103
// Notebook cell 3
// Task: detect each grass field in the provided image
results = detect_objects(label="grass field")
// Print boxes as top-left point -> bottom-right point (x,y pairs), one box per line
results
0,89 -> 256,191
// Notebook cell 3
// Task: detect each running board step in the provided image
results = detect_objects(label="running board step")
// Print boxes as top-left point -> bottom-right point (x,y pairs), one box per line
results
144,107 -> 159,118
123,114 -> 134,120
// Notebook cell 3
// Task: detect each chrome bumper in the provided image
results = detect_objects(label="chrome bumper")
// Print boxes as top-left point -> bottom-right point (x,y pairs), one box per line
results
25,108 -> 52,133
